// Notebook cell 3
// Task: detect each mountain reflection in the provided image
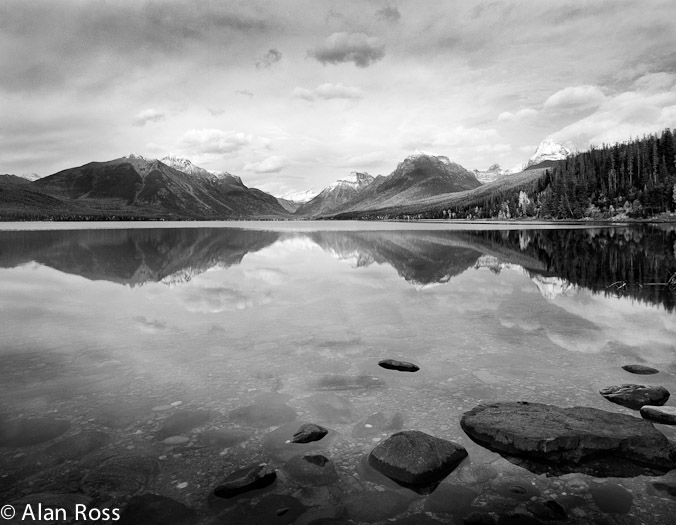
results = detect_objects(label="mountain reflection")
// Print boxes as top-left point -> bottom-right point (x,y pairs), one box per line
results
1,226 -> 674,310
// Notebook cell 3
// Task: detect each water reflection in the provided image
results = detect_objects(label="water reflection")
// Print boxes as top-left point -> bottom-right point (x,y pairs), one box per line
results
1,226 -> 675,309
1,224 -> 676,523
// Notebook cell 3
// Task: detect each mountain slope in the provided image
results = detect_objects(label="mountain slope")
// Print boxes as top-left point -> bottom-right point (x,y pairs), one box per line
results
329,153 -> 481,215
296,172 -> 374,216
32,154 -> 289,219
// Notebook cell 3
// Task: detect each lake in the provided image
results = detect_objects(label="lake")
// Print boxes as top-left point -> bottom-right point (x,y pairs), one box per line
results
1,222 -> 676,524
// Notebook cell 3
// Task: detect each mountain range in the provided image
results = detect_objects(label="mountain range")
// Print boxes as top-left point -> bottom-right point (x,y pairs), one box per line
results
0,139 -> 569,220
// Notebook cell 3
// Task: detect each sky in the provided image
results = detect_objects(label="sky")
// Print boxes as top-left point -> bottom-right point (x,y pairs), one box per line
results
1,0 -> 675,198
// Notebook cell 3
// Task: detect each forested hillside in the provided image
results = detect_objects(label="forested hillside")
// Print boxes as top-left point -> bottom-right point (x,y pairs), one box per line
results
418,129 -> 676,221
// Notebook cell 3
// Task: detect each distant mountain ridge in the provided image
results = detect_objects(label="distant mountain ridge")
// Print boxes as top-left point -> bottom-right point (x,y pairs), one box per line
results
296,171 -> 375,216
321,152 -> 481,216
27,154 -> 289,219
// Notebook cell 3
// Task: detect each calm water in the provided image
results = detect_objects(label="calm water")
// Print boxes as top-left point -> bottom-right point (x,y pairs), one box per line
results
1,222 -> 676,524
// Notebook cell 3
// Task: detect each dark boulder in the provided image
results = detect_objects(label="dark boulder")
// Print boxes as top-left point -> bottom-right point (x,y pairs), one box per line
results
378,359 -> 420,372
368,430 -> 467,489
213,463 -> 277,499
460,402 -> 676,476
640,405 -> 676,425
599,384 -> 669,410
291,423 -> 328,444
622,364 -> 659,375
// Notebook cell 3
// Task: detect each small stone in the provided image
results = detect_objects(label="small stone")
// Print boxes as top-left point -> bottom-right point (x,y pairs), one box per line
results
171,401 -> 183,406
152,405 -> 173,412
640,405 -> 676,425
176,482 -> 188,489
622,364 -> 659,375
378,359 -> 420,372
291,423 -> 328,444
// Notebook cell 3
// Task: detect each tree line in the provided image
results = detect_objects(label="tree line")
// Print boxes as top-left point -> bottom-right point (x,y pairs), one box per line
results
429,128 -> 676,220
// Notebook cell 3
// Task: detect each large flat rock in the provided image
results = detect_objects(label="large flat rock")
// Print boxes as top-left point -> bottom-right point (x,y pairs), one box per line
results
460,401 -> 676,475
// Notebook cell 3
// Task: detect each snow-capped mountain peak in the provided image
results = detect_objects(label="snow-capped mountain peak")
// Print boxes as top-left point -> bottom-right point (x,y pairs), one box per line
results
328,171 -> 374,190
526,139 -> 571,167
406,150 -> 452,165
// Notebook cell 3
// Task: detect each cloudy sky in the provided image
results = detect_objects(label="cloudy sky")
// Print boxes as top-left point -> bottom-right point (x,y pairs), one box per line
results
1,0 -> 675,197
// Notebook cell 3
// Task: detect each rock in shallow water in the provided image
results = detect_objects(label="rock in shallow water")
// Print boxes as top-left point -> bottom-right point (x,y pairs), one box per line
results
283,454 -> 339,486
368,430 -> 468,488
213,463 -> 277,499
378,359 -> 420,372
640,405 -> 676,425
292,423 -> 328,444
599,384 -> 670,410
460,401 -> 676,475
622,364 -> 660,375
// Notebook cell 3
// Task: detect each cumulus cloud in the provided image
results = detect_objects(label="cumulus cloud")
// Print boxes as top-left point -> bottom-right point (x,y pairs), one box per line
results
309,32 -> 385,67
292,82 -> 363,101
244,155 -> 289,173
498,108 -> 538,122
549,73 -> 676,149
256,48 -> 282,69
179,129 -> 253,154
376,6 -> 401,23
133,108 -> 165,126
543,85 -> 606,112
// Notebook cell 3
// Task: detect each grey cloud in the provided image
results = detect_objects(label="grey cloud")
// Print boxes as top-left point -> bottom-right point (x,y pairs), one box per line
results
0,0 -> 273,92
256,48 -> 283,69
133,109 -> 165,126
309,32 -> 385,68
376,6 -> 401,23
235,90 -> 255,98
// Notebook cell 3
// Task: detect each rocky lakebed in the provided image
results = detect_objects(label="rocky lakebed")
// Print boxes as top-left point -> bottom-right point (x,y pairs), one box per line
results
2,357 -> 676,525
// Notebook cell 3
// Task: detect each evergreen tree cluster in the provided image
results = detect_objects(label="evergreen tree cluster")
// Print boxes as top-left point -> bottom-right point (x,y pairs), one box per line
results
426,128 -> 676,220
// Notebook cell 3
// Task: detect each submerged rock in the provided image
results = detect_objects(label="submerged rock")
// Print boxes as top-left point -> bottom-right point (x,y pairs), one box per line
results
119,493 -> 196,525
81,455 -> 160,497
590,482 -> 633,513
229,402 -> 297,428
45,431 -> 110,460
283,454 -> 339,486
352,412 -> 404,439
344,490 -> 415,523
155,411 -> 211,440
599,384 -> 670,410
213,463 -> 277,499
307,393 -> 352,424
211,494 -> 305,525
424,484 -> 477,515
378,359 -> 420,372
0,418 -> 71,447
368,430 -> 468,489
262,422 -> 338,461
640,405 -> 676,425
460,401 -> 676,476
198,428 -> 252,447
622,364 -> 660,375
291,423 -> 328,444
